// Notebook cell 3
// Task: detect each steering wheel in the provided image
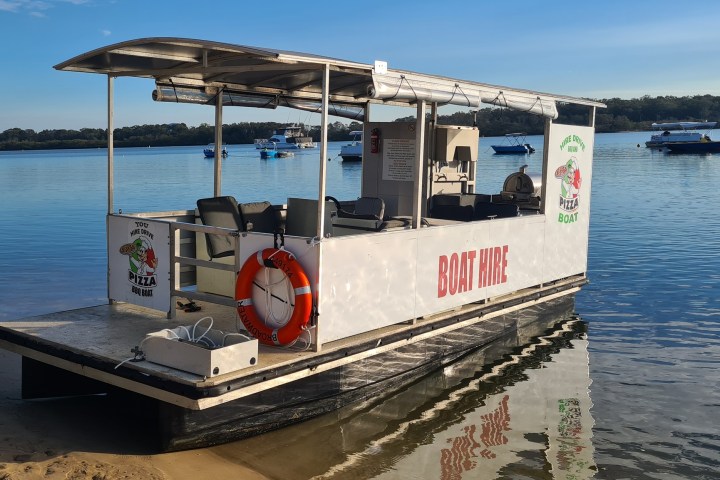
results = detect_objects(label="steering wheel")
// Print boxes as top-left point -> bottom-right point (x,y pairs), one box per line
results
324,195 -> 342,212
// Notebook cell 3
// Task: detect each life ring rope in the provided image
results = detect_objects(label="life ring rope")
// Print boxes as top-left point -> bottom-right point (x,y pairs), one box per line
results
235,247 -> 313,346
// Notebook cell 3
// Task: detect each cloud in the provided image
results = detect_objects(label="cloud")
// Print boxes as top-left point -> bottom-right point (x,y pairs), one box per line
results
0,0 -> 22,11
1,0 -> 89,15
101,28 -> 111,36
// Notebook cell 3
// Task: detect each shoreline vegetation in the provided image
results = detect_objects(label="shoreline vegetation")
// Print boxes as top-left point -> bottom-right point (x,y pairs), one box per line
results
2,95 -> 720,151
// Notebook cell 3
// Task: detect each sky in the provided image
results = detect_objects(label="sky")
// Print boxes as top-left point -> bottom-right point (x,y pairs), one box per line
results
2,0 -> 720,132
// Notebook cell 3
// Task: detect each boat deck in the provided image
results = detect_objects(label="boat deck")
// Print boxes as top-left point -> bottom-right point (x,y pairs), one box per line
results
0,276 -> 584,411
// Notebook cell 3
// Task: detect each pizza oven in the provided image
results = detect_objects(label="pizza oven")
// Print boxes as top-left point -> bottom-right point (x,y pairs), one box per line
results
501,165 -> 542,208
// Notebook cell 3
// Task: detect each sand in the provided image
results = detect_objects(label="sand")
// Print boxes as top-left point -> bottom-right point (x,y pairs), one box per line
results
0,350 -> 270,480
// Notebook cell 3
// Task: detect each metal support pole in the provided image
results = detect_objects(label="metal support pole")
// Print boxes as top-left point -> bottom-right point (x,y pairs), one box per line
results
107,76 -> 114,215
540,117 -> 552,217
412,101 -> 427,228
107,75 -> 115,305
313,63 -> 331,353
316,65 -> 330,239
424,102 -> 438,210
214,89 -> 223,197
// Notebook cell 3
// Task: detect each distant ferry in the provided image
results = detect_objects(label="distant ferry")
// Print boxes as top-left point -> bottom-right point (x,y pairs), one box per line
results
254,125 -> 315,149
645,121 -> 716,149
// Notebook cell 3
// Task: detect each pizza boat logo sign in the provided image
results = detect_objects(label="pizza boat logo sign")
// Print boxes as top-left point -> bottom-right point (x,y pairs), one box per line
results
555,134 -> 585,224
119,221 -> 158,297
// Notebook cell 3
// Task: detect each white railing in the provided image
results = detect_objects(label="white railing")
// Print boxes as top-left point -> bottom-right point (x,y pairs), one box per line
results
169,220 -> 241,312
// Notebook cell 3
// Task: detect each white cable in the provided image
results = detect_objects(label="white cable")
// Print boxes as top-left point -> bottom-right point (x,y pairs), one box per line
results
177,325 -> 191,341
192,316 -> 213,340
262,265 -> 292,328
114,356 -> 136,369
192,316 -> 215,347
222,332 -> 252,346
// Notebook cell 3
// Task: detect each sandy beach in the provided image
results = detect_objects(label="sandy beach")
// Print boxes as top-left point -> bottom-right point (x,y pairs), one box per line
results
0,349 -> 269,480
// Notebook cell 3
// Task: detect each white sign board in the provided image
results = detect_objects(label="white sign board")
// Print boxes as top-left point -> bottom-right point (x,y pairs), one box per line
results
108,215 -> 171,313
542,123 -> 595,282
382,138 -> 416,181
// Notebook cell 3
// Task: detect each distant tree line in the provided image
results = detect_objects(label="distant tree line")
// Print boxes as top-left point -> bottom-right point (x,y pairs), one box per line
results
3,95 -> 720,151
0,121 -> 363,151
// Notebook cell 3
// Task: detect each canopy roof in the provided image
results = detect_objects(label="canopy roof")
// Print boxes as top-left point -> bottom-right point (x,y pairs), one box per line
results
55,37 -> 605,120
651,121 -> 717,131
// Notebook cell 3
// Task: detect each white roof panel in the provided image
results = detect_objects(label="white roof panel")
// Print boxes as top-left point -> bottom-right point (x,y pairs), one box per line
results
55,37 -> 605,118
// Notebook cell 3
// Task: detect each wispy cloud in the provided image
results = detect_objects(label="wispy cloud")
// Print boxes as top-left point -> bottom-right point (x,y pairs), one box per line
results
0,1 -> 23,12
0,0 -> 89,16
101,28 -> 111,36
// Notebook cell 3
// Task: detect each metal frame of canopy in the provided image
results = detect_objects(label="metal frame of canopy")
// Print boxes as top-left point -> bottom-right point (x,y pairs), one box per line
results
54,36 -> 602,212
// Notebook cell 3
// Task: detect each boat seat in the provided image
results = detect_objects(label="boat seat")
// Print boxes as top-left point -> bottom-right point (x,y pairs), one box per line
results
430,194 -> 515,221
239,201 -> 283,234
330,196 -> 386,235
196,196 -> 245,259
430,194 -> 476,221
336,196 -> 385,221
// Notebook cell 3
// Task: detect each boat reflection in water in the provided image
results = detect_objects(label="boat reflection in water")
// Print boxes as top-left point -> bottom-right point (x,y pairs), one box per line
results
211,298 -> 596,480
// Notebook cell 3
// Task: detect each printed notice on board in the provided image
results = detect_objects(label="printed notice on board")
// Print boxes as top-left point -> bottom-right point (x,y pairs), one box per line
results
382,139 -> 415,181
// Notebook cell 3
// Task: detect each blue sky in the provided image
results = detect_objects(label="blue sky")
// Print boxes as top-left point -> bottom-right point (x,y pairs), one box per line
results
2,0 -> 720,131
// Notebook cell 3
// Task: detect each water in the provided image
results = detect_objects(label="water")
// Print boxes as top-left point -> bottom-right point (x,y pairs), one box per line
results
0,133 -> 719,478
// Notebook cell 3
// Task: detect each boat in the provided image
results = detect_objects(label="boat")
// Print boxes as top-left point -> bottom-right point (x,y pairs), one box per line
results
664,136 -> 720,153
0,38 -> 604,452
339,130 -> 362,161
254,125 -> 315,149
203,143 -> 228,158
645,121 -> 717,149
491,133 -> 535,154
260,147 -> 295,159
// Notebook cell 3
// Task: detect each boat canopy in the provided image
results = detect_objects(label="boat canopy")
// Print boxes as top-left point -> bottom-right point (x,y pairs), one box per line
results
54,37 -> 604,120
651,121 -> 717,130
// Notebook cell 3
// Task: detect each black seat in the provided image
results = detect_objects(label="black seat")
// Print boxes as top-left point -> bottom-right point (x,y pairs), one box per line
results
196,196 -> 244,259
430,194 -> 474,221
327,196 -> 386,234
430,194 -> 517,221
239,201 -> 282,234
336,196 -> 385,221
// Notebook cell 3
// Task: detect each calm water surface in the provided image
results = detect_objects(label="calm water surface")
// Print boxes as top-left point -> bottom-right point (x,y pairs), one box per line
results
0,132 -> 718,479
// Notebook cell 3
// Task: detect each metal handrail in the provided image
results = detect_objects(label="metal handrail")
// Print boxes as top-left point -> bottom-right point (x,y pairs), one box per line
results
169,221 -> 241,315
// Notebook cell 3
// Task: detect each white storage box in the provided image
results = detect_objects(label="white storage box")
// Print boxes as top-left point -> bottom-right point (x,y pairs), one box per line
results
142,325 -> 258,377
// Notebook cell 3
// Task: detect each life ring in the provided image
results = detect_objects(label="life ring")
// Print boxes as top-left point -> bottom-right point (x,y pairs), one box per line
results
235,248 -> 312,346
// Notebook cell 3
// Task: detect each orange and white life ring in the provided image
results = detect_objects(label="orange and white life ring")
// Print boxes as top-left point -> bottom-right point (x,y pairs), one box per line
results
235,248 -> 312,346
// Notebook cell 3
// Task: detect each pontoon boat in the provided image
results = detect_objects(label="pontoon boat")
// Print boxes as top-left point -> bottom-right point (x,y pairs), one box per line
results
0,38 -> 604,451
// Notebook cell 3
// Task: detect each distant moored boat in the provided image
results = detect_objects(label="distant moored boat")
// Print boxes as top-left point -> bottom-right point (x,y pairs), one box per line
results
204,143 -> 228,157
645,121 -> 717,149
491,133 -> 535,154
